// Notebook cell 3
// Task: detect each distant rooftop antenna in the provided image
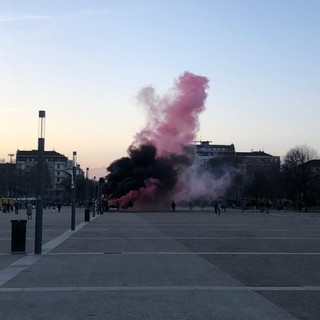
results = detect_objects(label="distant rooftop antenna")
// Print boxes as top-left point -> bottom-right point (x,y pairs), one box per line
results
8,153 -> 14,163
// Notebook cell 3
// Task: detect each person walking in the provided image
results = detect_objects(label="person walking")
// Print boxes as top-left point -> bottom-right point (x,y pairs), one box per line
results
26,203 -> 33,219
14,202 -> 19,215
214,200 -> 220,215
171,201 -> 176,212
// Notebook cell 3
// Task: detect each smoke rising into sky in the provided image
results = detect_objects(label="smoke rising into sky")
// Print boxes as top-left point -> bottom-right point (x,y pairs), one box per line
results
134,72 -> 209,155
106,72 -> 233,208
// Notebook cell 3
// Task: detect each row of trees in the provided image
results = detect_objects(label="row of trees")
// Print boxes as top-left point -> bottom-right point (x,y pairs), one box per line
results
281,145 -> 320,206
221,145 -> 320,207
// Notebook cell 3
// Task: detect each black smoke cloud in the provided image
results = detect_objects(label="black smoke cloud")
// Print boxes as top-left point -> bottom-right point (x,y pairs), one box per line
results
106,144 -> 193,207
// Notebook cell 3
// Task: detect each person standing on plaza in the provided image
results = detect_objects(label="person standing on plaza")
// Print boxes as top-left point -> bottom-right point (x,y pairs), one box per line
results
171,200 -> 176,212
14,202 -> 19,215
26,202 -> 33,219
214,200 -> 220,215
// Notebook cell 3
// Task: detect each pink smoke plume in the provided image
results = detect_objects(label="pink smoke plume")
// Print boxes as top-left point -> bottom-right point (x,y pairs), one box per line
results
134,71 -> 209,155
109,178 -> 160,206
106,71 -> 218,209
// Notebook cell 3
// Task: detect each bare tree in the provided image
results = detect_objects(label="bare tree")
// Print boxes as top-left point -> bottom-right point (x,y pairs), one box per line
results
283,145 -> 318,167
282,145 -> 319,206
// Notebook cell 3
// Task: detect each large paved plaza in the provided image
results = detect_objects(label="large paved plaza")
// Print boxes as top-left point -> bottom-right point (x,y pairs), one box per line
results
0,206 -> 320,319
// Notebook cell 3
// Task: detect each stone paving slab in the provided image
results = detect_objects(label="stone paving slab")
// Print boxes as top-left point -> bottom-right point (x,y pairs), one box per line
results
201,254 -> 320,287
2,254 -> 241,288
0,290 -> 297,320
174,238 -> 320,253
0,207 -> 320,319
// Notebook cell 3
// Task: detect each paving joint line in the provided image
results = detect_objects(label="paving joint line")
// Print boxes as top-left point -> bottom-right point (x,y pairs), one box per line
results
1,285 -> 320,293
45,251 -> 320,255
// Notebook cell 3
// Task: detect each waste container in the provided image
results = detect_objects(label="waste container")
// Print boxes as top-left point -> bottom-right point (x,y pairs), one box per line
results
11,220 -> 27,253
84,208 -> 90,222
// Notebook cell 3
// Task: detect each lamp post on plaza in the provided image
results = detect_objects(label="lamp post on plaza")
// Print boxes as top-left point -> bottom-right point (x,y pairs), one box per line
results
71,151 -> 77,231
35,110 -> 45,254
7,154 -> 14,196
85,167 -> 89,207
84,167 -> 90,222
93,176 -> 96,217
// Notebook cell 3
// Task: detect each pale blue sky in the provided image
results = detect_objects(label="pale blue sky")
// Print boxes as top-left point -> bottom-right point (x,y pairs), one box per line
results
1,0 -> 319,175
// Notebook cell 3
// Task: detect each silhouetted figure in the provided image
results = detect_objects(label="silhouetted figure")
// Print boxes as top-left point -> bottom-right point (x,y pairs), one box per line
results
265,201 -> 270,214
242,199 -> 247,212
26,203 -> 33,219
214,200 -> 220,215
171,201 -> 176,212
57,203 -> 62,212
116,202 -> 120,212
14,202 -> 19,215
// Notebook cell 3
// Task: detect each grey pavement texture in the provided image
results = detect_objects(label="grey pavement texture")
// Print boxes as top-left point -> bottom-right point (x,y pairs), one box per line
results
0,207 -> 320,319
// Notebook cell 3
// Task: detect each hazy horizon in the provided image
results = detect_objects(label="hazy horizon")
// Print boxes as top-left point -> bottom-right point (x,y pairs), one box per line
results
1,0 -> 319,171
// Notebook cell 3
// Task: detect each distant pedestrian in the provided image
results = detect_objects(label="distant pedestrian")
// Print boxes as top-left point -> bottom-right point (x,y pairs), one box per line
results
265,201 -> 270,214
14,202 -> 19,215
214,200 -> 220,215
116,202 -> 120,212
242,199 -> 247,212
57,203 -> 62,212
171,201 -> 176,212
26,203 -> 33,219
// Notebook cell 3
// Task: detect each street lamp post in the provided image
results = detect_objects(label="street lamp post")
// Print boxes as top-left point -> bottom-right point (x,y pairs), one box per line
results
84,168 -> 90,222
85,168 -> 89,208
93,176 -> 96,217
7,154 -> 14,196
71,151 -> 77,230
97,179 -> 102,215
35,110 -> 45,254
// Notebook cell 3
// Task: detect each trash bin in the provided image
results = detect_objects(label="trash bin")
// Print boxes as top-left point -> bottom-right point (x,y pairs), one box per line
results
11,220 -> 27,253
84,208 -> 90,222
